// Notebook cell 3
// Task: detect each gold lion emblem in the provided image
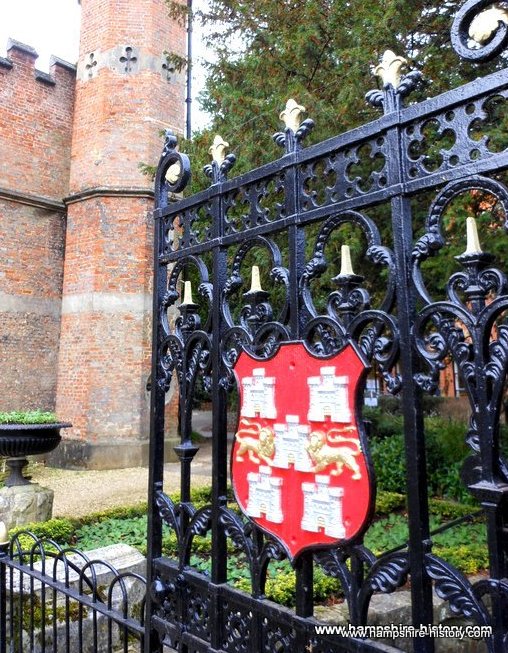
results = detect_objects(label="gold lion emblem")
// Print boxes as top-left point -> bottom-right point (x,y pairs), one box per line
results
306,429 -> 362,480
235,419 -> 276,465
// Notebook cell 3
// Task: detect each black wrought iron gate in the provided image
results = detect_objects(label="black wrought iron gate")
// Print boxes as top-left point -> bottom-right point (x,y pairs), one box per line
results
146,2 -> 508,652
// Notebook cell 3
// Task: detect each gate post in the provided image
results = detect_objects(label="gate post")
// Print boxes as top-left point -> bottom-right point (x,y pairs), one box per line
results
379,67 -> 434,652
209,141 -> 234,651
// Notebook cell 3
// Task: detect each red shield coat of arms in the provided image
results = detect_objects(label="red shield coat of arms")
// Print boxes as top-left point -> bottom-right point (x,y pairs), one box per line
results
232,342 -> 372,559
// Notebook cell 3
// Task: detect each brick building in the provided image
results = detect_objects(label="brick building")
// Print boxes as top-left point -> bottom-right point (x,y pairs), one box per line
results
0,0 -> 185,469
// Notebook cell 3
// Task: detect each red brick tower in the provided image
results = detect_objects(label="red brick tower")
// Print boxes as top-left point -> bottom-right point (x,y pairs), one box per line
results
54,0 -> 185,468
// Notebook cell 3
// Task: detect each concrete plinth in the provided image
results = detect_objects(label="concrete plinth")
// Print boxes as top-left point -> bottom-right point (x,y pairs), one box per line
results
0,483 -> 54,530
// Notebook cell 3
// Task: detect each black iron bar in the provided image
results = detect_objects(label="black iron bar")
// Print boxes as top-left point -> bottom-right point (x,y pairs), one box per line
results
145,208 -> 167,653
385,89 -> 434,651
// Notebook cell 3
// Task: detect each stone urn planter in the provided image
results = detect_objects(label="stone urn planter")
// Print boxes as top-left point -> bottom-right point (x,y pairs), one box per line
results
0,417 -> 71,486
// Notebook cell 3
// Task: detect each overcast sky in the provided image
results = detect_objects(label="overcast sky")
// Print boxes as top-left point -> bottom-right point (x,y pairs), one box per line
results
0,0 -> 81,69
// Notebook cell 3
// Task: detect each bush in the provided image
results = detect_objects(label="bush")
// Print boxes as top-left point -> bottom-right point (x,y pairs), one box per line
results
429,497 -> 479,520
367,395 -> 444,418
376,491 -> 405,515
368,412 -> 475,503
9,518 -> 76,551
370,433 -> 407,493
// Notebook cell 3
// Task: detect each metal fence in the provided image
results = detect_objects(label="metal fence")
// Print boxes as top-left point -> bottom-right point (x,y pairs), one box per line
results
0,534 -> 146,653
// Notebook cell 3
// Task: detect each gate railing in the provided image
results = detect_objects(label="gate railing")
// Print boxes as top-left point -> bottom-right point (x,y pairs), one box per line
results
146,2 -> 508,653
0,534 -> 146,653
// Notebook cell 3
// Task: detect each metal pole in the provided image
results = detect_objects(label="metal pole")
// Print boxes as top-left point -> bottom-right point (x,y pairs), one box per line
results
185,0 -> 193,140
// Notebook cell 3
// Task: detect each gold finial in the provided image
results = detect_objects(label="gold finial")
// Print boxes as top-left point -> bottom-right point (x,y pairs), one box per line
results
181,280 -> 194,305
469,5 -> 508,44
0,521 -> 8,546
373,50 -> 407,89
339,245 -> 355,276
280,99 -> 306,132
250,266 -> 263,292
209,135 -> 229,164
464,217 -> 483,255
165,161 -> 182,184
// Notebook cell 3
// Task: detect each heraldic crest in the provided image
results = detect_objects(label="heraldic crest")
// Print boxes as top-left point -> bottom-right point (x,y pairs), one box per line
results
232,341 -> 373,559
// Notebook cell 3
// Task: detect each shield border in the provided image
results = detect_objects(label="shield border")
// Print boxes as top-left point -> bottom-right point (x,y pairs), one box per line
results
230,339 -> 376,560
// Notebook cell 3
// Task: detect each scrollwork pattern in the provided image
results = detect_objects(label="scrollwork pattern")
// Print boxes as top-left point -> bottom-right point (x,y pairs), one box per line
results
451,0 -> 508,62
425,554 -> 491,626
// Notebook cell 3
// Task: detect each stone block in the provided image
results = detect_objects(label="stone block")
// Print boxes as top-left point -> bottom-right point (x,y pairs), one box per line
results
0,483 -> 53,530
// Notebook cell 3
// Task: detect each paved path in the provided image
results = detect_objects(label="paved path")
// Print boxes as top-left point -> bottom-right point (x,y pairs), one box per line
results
30,436 -> 216,518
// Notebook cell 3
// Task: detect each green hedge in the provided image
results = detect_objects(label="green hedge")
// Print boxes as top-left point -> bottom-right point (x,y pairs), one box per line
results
366,409 -> 476,504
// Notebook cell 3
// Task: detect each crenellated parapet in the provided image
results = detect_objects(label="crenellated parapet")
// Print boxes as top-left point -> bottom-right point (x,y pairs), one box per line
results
1,39 -> 76,87
0,38 -> 76,202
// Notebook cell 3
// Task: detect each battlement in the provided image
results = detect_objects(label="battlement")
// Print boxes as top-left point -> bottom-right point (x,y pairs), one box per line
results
1,38 -> 76,87
0,38 -> 76,201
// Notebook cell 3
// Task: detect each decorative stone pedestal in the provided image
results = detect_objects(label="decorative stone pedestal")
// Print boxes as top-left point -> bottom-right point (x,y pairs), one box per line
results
0,483 -> 54,530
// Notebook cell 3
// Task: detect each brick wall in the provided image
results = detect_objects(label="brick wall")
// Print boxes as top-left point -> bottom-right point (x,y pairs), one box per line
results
0,41 -> 75,411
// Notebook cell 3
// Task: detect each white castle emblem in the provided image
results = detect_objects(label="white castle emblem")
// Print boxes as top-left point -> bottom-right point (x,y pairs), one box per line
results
307,367 -> 351,423
273,415 -> 312,471
301,476 -> 346,538
246,466 -> 283,523
241,368 -> 276,419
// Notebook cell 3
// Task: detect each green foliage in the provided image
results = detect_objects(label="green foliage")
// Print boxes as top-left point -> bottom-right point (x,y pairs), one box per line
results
364,513 -> 409,554
9,518 -> 76,546
76,517 -> 147,552
0,410 -> 59,425
429,498 -> 478,521
370,433 -> 407,493
432,544 -> 489,575
375,491 -> 405,516
432,520 -> 488,574
367,408 -> 476,504
76,503 -> 148,526
364,511 -> 487,575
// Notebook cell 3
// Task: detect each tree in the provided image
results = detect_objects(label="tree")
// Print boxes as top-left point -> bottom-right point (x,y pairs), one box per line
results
165,0 -> 508,300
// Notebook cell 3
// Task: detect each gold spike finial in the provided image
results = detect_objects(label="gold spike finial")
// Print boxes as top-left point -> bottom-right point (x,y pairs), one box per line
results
373,50 -> 407,89
280,99 -> 306,132
181,280 -> 194,305
464,217 -> 483,255
250,266 -> 263,292
165,161 -> 182,184
339,245 -> 355,276
469,5 -> 508,44
209,135 -> 229,165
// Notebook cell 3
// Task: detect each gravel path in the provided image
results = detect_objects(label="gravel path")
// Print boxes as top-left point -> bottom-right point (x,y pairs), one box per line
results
29,439 -> 214,518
